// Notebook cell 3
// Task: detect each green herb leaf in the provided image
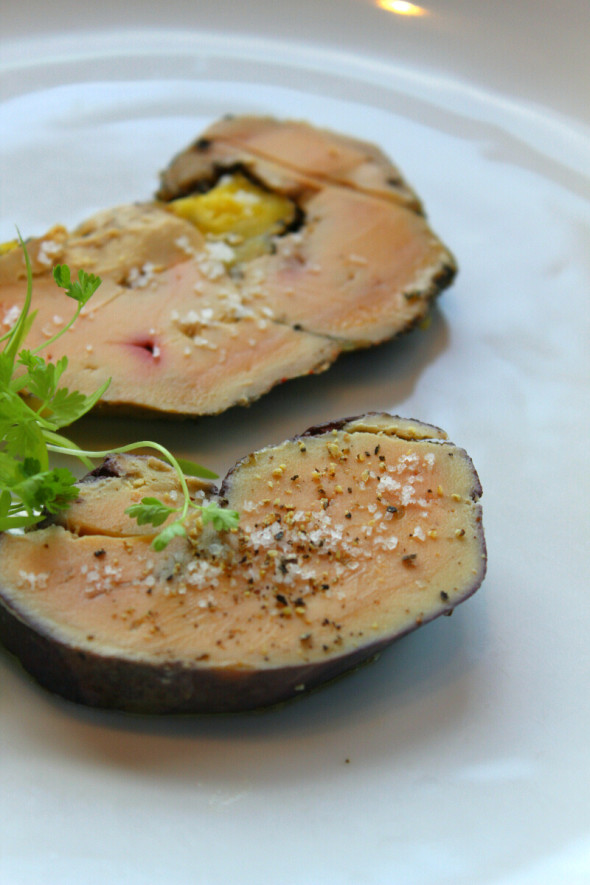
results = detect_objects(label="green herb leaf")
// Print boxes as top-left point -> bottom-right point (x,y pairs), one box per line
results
0,351 -> 16,387
126,497 -> 176,528
16,351 -> 68,401
176,457 -> 218,480
0,512 -> 45,531
0,488 -> 12,518
52,264 -> 71,290
0,452 -> 24,487
152,521 -> 187,551
53,264 -> 101,307
200,501 -> 240,532
0,243 -> 237,545
11,465 -> 79,515
43,379 -> 111,428
0,412 -> 48,468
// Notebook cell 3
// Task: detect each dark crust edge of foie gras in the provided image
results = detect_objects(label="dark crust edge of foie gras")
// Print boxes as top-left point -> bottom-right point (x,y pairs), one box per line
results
0,567 -> 485,715
0,415 -> 486,715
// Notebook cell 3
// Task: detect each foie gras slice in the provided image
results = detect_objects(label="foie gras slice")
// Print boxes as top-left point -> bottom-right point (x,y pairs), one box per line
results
0,116 -> 456,416
0,414 -> 486,713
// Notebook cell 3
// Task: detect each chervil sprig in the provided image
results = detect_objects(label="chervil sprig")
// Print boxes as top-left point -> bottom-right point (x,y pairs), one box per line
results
0,238 -> 238,546
50,440 -> 239,550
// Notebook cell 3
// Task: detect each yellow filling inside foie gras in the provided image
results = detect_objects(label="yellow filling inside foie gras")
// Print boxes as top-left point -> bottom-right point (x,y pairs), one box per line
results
166,173 -> 296,262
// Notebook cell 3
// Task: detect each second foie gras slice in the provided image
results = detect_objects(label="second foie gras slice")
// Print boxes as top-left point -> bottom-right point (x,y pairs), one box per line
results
0,414 -> 486,713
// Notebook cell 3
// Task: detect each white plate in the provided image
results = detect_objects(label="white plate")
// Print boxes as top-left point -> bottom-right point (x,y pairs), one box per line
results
1,3 -> 589,884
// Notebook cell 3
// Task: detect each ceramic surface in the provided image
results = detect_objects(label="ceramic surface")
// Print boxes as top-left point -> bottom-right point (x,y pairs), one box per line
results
1,2 -> 589,883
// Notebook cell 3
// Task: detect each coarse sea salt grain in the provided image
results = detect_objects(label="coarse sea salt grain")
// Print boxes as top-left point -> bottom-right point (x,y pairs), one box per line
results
401,484 -> 417,506
396,453 -> 419,470
18,571 -> 49,591
375,536 -> 399,551
379,476 -> 401,492
205,240 -> 235,265
126,263 -> 157,289
175,235 -> 198,258
231,188 -> 260,208
37,239 -> 62,266
242,501 -> 260,513
186,561 -> 222,589
2,305 -> 21,329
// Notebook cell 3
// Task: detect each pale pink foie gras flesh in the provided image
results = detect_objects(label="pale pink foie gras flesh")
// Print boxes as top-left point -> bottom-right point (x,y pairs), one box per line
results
0,116 -> 456,417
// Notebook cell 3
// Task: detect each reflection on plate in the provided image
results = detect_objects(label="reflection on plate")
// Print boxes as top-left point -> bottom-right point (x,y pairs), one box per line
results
1,11 -> 589,885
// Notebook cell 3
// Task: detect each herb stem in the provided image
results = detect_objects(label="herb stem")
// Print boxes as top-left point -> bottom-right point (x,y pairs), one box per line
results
46,440 -> 193,511
3,232 -> 34,362
43,432 -> 94,469
1,243 -> 233,548
31,305 -> 83,356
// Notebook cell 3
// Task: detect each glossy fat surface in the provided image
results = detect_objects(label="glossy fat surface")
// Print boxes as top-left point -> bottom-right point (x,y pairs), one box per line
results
0,420 -> 485,671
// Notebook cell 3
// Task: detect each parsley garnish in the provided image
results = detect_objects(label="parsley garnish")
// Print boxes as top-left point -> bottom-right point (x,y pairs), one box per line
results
0,237 -> 238,546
